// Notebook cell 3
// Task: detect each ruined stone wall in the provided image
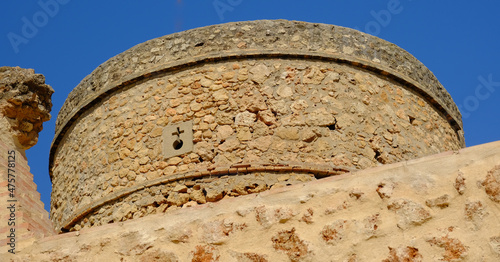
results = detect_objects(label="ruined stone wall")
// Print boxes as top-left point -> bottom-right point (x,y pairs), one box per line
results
0,67 -> 55,252
5,141 -> 500,261
50,20 -> 465,232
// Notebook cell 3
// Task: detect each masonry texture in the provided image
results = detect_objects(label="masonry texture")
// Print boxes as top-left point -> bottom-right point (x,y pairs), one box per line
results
0,67 -> 55,250
49,20 -> 465,232
4,141 -> 500,261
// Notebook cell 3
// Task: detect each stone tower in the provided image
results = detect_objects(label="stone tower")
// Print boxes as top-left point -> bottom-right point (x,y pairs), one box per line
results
49,20 -> 464,233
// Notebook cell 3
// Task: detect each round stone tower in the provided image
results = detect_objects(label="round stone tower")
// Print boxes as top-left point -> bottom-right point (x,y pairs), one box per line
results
49,20 -> 464,232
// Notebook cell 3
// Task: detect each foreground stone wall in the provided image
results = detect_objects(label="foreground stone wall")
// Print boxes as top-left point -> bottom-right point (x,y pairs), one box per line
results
50,59 -> 462,232
5,141 -> 500,261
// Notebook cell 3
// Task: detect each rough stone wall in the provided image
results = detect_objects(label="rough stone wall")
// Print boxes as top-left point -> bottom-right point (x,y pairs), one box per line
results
50,59 -> 462,232
0,67 -> 55,251
0,67 -> 53,149
5,141 -> 500,261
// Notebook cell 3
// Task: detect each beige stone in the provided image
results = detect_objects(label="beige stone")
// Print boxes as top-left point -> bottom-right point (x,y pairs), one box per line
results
166,193 -> 190,206
248,136 -> 272,152
235,111 -> 256,126
302,66 -> 325,85
275,126 -> 299,140
219,137 -> 240,152
213,89 -> 229,101
306,107 -> 336,126
249,64 -> 271,84
387,199 -> 432,229
241,93 -> 267,113
482,165 -> 500,202
299,129 -> 316,142
257,110 -> 276,125
290,99 -> 308,112
216,125 -> 234,141
276,84 -> 293,98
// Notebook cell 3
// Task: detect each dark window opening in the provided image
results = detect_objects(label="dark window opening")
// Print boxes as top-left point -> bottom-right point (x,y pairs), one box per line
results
374,149 -> 381,160
173,139 -> 183,150
409,116 -> 415,124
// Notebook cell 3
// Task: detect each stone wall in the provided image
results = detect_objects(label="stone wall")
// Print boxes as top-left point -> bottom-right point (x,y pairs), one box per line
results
5,141 -> 500,261
50,58 -> 463,232
0,140 -> 55,251
0,67 -> 55,252
0,67 -> 53,150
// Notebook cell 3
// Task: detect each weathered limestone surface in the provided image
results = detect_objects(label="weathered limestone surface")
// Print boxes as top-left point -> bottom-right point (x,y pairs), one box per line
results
0,67 -> 53,150
5,141 -> 500,261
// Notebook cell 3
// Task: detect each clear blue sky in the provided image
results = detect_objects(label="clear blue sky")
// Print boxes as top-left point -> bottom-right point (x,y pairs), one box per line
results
1,1 -> 499,213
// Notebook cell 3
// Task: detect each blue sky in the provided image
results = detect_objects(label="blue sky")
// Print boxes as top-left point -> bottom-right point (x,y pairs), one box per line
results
1,0 -> 499,213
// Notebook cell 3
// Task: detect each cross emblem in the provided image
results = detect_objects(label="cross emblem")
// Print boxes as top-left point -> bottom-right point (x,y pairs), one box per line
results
172,127 -> 184,137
